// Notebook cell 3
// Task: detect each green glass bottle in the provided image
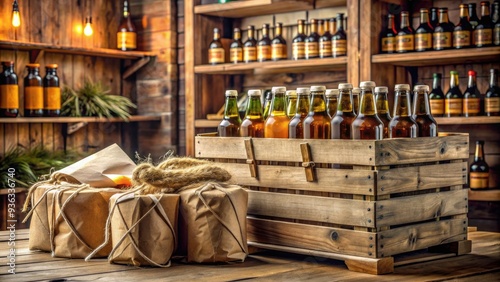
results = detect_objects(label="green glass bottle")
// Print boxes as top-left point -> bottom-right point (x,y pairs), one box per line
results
218,90 -> 241,137
352,81 -> 384,140
288,88 -> 310,139
374,86 -> 392,139
389,84 -> 418,138
303,85 -> 330,139
331,83 -> 357,139
445,71 -> 463,117
240,89 -> 265,137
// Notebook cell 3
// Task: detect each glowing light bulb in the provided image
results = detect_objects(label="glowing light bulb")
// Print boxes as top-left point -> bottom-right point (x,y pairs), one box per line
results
84,17 -> 93,36
12,0 -> 21,28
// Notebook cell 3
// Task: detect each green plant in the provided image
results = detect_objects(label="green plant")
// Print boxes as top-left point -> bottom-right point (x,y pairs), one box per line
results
62,79 -> 136,120
0,147 -> 37,188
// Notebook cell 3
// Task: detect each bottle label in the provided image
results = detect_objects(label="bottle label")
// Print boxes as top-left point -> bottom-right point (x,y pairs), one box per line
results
381,36 -> 396,52
396,34 -> 414,51
463,97 -> 481,114
305,42 -> 319,58
474,29 -> 493,45
25,86 -> 44,110
257,45 -> 271,61
453,30 -> 471,48
485,97 -> 500,113
230,47 -> 243,63
470,172 -> 489,189
44,87 -> 61,110
209,48 -> 225,64
292,42 -> 305,59
244,46 -> 257,62
433,32 -> 452,49
445,98 -> 463,115
430,99 -> 445,115
494,26 -> 500,45
117,31 -> 137,50
0,85 -> 19,109
271,43 -> 287,60
415,33 -> 432,50
319,40 -> 332,57
332,39 -> 347,56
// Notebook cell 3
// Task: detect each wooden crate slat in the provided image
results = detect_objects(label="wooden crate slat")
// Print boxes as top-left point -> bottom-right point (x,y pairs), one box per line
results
248,191 -> 376,227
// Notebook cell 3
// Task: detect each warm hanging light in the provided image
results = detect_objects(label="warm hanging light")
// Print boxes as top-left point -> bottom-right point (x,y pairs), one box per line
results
12,0 -> 21,28
83,17 -> 93,36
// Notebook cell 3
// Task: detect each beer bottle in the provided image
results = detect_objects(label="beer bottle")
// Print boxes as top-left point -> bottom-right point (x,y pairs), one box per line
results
474,1 -> 493,47
303,86 -> 331,139
415,8 -> 433,52
218,90 -> 241,137
453,4 -> 473,49
332,13 -> 347,57
305,19 -> 320,59
0,61 -> 19,117
286,90 -> 297,118
262,89 -> 272,120
117,0 -> 137,51
396,11 -> 414,53
24,64 -> 44,117
352,87 -> 360,115
264,86 -> 289,138
430,7 -> 439,30
380,14 -> 397,54
469,3 -> 480,29
319,18 -> 333,58
318,19 -> 325,36
485,68 -> 500,116
463,70 -> 482,117
493,1 -> 500,45
289,87 -> 311,139
209,28 -> 225,64
43,64 -> 61,117
375,86 -> 392,139
271,23 -> 287,61
244,25 -> 257,63
292,20 -> 307,60
240,89 -> 265,138
230,28 -> 243,64
412,85 -> 438,137
470,140 -> 490,189
325,89 -> 339,119
445,71 -> 463,117
331,83 -> 357,139
257,24 -> 272,62
389,84 -> 418,138
429,73 -> 445,117
352,81 -> 384,140
433,8 -> 454,50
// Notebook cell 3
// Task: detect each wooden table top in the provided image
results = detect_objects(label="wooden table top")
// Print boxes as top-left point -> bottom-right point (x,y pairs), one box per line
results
1,229 -> 499,281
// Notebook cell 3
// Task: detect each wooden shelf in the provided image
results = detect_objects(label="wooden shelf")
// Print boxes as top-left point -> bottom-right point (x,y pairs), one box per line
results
372,47 -> 500,67
195,0 -> 316,18
434,116 -> 500,125
195,119 -> 221,128
195,57 -> 347,75
469,189 -> 500,201
0,115 -> 161,124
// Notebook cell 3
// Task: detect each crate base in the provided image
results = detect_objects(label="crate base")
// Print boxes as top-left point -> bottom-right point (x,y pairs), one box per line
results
248,240 -> 472,275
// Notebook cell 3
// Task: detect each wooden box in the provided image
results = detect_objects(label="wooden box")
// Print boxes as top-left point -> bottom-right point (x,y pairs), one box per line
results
195,133 -> 471,274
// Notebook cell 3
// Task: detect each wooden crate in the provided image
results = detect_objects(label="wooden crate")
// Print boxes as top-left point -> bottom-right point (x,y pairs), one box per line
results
195,133 -> 471,275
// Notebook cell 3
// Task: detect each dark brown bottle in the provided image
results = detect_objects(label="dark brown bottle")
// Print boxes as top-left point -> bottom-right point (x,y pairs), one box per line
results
389,84 -> 418,138
445,71 -> 463,117
375,86 -> 392,139
117,0 -> 137,51
24,64 -> 44,117
209,28 -> 225,64
240,89 -> 264,138
305,19 -> 320,59
303,86 -> 331,139
352,81 -> 384,140
331,83 -> 357,139
433,8 -> 454,50
352,87 -> 360,115
469,3 -> 480,29
380,14 -> 397,54
244,25 -> 257,63
430,7 -> 439,29
43,64 -> 61,117
319,18 -> 333,58
485,68 -> 500,116
469,140 -> 490,189
0,61 -> 19,117
325,89 -> 338,119
257,24 -> 272,62
463,70 -> 482,117
289,87 -> 310,139
332,13 -> 347,57
412,85 -> 438,137
415,8 -> 433,51
474,1 -> 493,47
218,90 -> 241,137
230,28 -> 243,63
493,1 -> 500,45
396,11 -> 414,53
429,73 -> 445,117
292,20 -> 307,60
271,23 -> 287,61
453,4 -> 473,49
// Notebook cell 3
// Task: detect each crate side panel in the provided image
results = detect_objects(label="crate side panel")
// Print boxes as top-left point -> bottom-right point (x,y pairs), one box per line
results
247,217 -> 376,258
248,191 -> 376,227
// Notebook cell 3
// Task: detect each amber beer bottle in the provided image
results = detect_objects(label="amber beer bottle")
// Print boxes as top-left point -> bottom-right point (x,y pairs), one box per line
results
415,8 -> 433,52
258,24 -> 272,62
396,11 -> 414,53
493,1 -> 500,45
240,89 -> 264,138
305,19 -> 320,59
433,8 -> 454,50
289,87 -> 311,139
331,83 -> 357,139
470,140 -> 490,189
380,14 -> 397,54
454,4 -> 473,49
0,61 -> 19,117
303,86 -> 330,139
474,1 -> 493,47
292,20 -> 307,60
412,85 -> 438,137
352,81 -> 384,140
286,90 -> 297,118
430,7 -> 439,29
243,25 -> 257,63
218,90 -> 241,137
485,68 -> 500,116
332,13 -> 347,57
463,70 -> 482,117
389,84 -> 418,138
230,28 -> 243,63
264,86 -> 289,138
209,28 -> 225,64
429,73 -> 445,117
272,23 -> 287,61
325,89 -> 339,119
24,64 -> 43,117
352,87 -> 360,115
375,86 -> 392,139
43,64 -> 61,117
117,0 -> 137,51
445,71 -> 463,117
262,89 -> 272,120
469,3 -> 480,29
319,19 -> 333,58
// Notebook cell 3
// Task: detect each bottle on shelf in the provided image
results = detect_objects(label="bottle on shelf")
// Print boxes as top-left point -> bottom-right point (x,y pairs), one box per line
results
319,18 -> 333,58
230,28 -> 243,64
429,73 -> 445,117
240,89 -> 265,138
117,0 -> 137,51
271,23 -> 287,61
43,64 -> 60,117
257,24 -> 272,62
305,19 -> 320,59
453,4 -> 473,49
303,86 -> 330,139
325,89 -> 338,119
286,90 -> 297,118
262,89 -> 272,120
445,71 -> 463,117
375,86 -> 392,139
318,19 -> 325,37
332,13 -> 347,57
264,86 -> 289,138
292,19 -> 307,60
352,87 -> 360,115
412,85 -> 438,137
331,83 -> 357,139
396,11 -> 414,53
243,25 -> 257,63
430,7 -> 439,30
433,8 -> 454,50
415,8 -> 433,52
389,84 -> 418,138
380,14 -> 397,54
469,3 -> 480,30
218,90 -> 241,137
485,68 -> 500,116
352,81 -> 383,140
289,87 -> 311,139
24,64 -> 44,117
474,1 -> 493,47
209,28 -> 225,65
463,70 -> 482,117
0,61 -> 19,118
469,140 -> 490,189
493,1 -> 500,45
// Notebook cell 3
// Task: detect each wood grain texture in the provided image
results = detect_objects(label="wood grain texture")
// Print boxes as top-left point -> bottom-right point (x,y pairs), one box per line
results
194,0 -> 314,18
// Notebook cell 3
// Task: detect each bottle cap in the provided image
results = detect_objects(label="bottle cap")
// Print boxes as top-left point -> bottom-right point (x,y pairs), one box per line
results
338,83 -> 353,90
26,63 -> 40,68
375,86 -> 388,93
352,87 -> 361,94
225,90 -> 238,97
213,27 -> 220,33
420,8 -> 428,12
439,7 -> 448,11
395,84 -> 411,91
1,61 -> 14,66
233,27 -> 240,32
296,88 -> 311,95
359,81 -> 376,89
491,68 -> 498,74
468,70 -> 476,76
310,85 -> 326,92
325,89 -> 339,97
433,73 -> 442,78
450,71 -> 458,75
413,85 -> 430,92
247,89 -> 262,96
272,86 -> 286,93
286,90 -> 297,97
476,140 -> 485,145
46,64 -> 58,69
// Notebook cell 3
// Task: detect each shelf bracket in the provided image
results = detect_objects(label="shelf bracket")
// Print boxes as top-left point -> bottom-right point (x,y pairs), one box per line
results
123,56 -> 151,79
30,49 -> 44,64
67,121 -> 88,135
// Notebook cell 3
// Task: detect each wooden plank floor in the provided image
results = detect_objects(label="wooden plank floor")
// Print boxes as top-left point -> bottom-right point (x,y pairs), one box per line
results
0,229 -> 499,281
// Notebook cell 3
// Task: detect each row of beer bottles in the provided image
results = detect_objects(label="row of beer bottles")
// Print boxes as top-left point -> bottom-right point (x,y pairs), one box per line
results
218,82 -> 438,140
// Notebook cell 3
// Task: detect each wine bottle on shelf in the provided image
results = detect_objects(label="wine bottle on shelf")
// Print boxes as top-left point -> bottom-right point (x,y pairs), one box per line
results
230,28 -> 243,64
415,8 -> 433,52
463,70 -> 482,117
243,25 -> 257,63
43,64 -> 61,117
332,13 -> 347,57
218,90 -> 241,137
396,11 -> 414,53
240,89 -> 265,138
319,18 -> 333,58
380,14 -> 397,54
305,19 -> 320,59
474,1 -> 493,47
485,68 -> 500,116
24,64 -> 44,117
429,73 -> 445,117
430,7 -> 439,30
433,8 -> 454,50
453,4 -> 473,49
412,85 -> 438,137
469,140 -> 490,189
117,0 -> 137,51
208,28 -> 225,65
493,0 -> 500,45
0,61 -> 19,118
271,23 -> 287,61
445,71 -> 463,117
292,20 -> 307,60
257,24 -> 272,62
469,3 -> 480,30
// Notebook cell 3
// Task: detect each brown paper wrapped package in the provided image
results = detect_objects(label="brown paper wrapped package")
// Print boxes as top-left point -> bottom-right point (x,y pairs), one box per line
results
179,182 -> 248,263
27,184 -> 58,251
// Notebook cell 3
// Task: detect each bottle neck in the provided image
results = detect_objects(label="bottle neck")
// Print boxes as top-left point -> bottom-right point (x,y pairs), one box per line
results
460,6 -> 469,19
224,96 -> 239,118
3,65 -> 14,73
433,76 -> 442,90
296,94 -> 310,115
28,68 -> 40,75
387,15 -> 394,30
393,90 -> 412,117
431,9 -> 438,22
337,15 -> 344,31
491,71 -> 498,88
493,3 -> 500,22
469,5 -> 478,18
450,74 -> 459,88
413,90 -> 431,115
262,26 -> 269,38
213,31 -> 220,40
468,74 -> 477,88
275,25 -> 282,37
309,92 -> 327,113
329,19 -> 336,34
375,92 -> 390,114
338,89 -> 354,112
401,13 -> 410,29
298,22 -> 305,34
270,92 -> 286,115
310,22 -> 318,34
420,11 -> 429,25
481,4 -> 490,17
248,28 -> 255,39
475,143 -> 485,161
246,96 -> 263,117
234,31 -> 241,40
359,90 -> 377,115
439,10 -> 449,24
